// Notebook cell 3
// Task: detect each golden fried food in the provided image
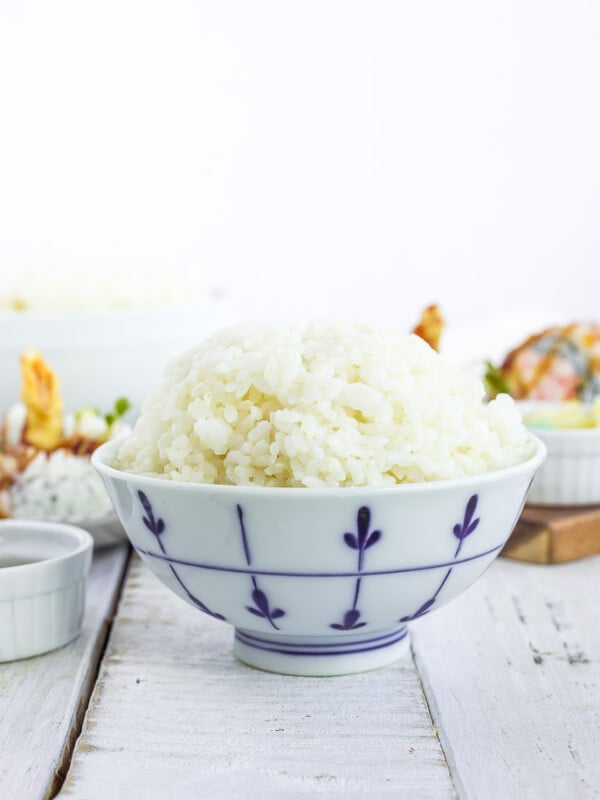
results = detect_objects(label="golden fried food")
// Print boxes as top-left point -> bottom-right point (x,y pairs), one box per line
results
412,304 -> 444,352
0,352 -> 131,521
0,452 -> 19,493
487,323 -> 600,401
20,349 -> 64,450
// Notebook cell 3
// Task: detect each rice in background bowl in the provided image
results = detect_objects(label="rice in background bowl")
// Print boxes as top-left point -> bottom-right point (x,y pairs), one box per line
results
0,266 -> 211,312
116,320 -> 535,487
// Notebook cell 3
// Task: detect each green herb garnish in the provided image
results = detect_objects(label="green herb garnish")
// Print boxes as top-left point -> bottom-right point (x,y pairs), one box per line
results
483,361 -> 510,398
105,396 -> 131,427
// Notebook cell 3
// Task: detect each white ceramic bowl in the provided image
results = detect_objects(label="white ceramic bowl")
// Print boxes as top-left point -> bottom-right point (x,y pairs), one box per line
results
518,402 -> 600,506
93,437 -> 545,676
0,520 -> 93,662
0,299 -> 231,414
523,429 -> 600,506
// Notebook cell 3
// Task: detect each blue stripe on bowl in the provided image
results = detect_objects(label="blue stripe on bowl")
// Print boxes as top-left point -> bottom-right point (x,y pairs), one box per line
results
135,543 -> 503,578
234,626 -> 408,657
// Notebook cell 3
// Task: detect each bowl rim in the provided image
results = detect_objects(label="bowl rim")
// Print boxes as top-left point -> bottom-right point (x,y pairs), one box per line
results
92,434 -> 546,497
0,519 -> 93,578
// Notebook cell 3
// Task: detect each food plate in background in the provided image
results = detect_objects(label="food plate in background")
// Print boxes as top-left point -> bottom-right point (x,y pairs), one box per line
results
1,351 -> 132,545
69,511 -> 126,549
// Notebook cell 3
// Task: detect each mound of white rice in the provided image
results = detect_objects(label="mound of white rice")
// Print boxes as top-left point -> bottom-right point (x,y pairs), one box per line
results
116,321 -> 535,488
7,450 -> 114,521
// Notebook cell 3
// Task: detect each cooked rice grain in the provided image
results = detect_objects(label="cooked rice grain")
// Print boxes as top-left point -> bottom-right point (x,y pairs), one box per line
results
116,321 -> 534,487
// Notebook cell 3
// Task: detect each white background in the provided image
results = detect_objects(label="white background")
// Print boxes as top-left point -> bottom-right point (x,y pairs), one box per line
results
0,0 -> 599,343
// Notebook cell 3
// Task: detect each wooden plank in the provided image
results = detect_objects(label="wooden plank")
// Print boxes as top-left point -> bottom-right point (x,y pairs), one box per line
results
61,557 -> 456,800
412,556 -> 600,800
0,544 -> 130,800
502,505 -> 600,564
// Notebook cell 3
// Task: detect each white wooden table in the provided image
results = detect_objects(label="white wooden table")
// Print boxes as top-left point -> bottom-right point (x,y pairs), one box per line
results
2,547 -> 599,800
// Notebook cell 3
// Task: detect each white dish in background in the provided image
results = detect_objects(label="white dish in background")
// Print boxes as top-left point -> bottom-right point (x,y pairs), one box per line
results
0,520 -> 93,662
2,512 -> 125,549
518,402 -> 600,506
0,297 -> 233,415
67,512 -> 127,549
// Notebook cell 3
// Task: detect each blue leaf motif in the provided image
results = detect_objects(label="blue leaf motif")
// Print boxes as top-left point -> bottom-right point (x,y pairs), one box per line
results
414,597 -> 436,616
365,530 -> 381,549
453,494 -> 480,544
331,621 -> 367,631
138,490 -> 165,538
465,494 -> 477,523
252,588 -> 270,617
330,608 -> 368,630
137,490 -> 225,621
397,497 -> 484,625
399,597 -> 436,623
344,532 -> 358,549
236,504 -> 286,631
344,609 -> 361,627
138,490 -> 152,517
330,506 -> 384,632
356,506 -> 371,547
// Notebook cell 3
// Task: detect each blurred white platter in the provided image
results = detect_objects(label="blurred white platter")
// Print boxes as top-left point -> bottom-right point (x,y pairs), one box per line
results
69,511 -> 127,549
0,297 -> 234,414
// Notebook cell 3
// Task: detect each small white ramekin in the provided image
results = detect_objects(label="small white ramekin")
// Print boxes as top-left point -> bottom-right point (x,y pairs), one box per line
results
517,401 -> 600,506
524,427 -> 600,506
0,520 -> 93,662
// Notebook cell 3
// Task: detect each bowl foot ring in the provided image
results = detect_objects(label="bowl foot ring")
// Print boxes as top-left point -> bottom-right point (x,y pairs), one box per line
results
233,625 -> 410,676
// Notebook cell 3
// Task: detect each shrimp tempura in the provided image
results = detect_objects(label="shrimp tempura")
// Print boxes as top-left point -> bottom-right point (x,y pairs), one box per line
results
20,349 -> 64,450
412,304 -> 444,352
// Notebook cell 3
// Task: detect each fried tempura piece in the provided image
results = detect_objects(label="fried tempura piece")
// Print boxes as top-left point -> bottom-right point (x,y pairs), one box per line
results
413,304 -> 444,352
0,452 -> 19,492
60,433 -> 101,456
0,489 -> 9,518
20,349 -> 64,450
493,323 -> 600,401
0,446 -> 37,490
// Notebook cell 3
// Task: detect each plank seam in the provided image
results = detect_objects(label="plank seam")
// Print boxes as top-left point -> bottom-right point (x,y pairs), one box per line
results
411,639 -> 462,800
48,547 -> 132,800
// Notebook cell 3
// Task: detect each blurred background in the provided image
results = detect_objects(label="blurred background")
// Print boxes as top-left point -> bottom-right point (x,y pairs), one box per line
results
1,0 -> 599,403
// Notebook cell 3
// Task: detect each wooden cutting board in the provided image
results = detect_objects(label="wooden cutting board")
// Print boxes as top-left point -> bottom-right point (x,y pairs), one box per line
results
501,505 -> 600,564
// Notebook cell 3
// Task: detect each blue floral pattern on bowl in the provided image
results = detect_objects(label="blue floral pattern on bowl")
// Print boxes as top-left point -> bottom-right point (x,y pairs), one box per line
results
136,491 -> 488,633
138,491 -> 225,621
